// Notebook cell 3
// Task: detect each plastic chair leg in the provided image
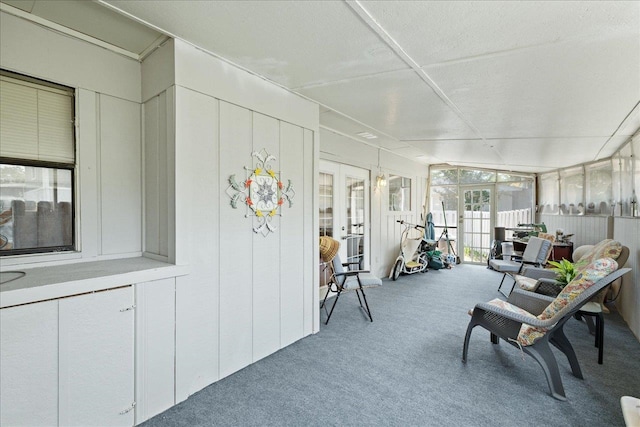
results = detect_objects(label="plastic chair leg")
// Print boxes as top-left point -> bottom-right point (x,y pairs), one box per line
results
462,321 -> 477,363
526,342 -> 567,401
550,327 -> 583,379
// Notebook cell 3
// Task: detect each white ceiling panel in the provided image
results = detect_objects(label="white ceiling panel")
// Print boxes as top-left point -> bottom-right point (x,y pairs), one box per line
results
360,1 -> 639,67
614,102 -> 640,138
407,139 -> 507,167
319,110 -> 410,150
301,69 -> 478,140
2,0 -> 34,12
105,0 -> 408,88
488,138 -> 609,169
20,0 -> 164,54
408,136 -> 629,172
424,34 -> 640,140
6,0 -> 637,173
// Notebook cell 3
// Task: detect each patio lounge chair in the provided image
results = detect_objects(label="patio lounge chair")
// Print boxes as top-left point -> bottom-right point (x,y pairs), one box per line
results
489,236 -> 553,297
463,259 -> 630,400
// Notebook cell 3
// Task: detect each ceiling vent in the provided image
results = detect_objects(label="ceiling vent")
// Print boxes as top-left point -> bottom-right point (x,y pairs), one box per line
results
356,132 -> 378,139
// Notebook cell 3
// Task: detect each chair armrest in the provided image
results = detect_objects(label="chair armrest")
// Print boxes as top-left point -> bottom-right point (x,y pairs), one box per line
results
334,270 -> 371,277
342,261 -> 360,266
508,289 -> 553,316
535,278 -> 563,297
521,266 -> 556,280
473,302 -> 557,328
342,261 -> 361,270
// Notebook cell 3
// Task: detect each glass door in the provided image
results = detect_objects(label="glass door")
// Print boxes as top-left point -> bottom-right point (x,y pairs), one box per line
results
319,161 -> 370,269
343,172 -> 367,268
459,186 -> 493,264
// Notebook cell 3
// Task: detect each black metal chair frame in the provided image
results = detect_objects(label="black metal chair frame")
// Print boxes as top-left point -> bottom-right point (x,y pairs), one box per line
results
320,259 -> 374,325
492,237 -> 552,297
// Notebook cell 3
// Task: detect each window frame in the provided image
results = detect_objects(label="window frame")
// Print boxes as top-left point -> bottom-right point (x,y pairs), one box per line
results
0,70 -> 77,257
387,174 -> 412,212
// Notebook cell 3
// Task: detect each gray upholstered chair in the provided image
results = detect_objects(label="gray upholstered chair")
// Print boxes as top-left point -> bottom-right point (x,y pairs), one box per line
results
463,261 -> 630,400
319,236 -> 381,325
489,236 -> 552,297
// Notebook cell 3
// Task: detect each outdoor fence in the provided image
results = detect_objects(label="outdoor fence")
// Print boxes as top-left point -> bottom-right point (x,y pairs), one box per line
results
430,208 -> 532,262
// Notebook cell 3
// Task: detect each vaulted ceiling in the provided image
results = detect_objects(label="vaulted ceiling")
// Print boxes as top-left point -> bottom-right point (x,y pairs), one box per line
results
3,0 -> 639,173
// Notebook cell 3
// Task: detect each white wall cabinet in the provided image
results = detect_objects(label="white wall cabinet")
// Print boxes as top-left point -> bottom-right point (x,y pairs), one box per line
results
0,286 -> 135,426
0,300 -> 59,426
59,287 -> 135,426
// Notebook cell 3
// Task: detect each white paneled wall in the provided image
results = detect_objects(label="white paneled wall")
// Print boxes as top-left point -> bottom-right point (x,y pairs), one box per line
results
540,214 -> 639,339
320,128 -> 428,278
218,101 -> 254,380
174,87 -> 221,400
538,214 -> 612,248
99,94 -> 142,256
614,218 -> 640,339
143,92 -> 170,259
280,121 -> 307,348
1,13 -> 144,266
166,94 -> 316,395
0,11 -> 141,103
252,113 -> 281,361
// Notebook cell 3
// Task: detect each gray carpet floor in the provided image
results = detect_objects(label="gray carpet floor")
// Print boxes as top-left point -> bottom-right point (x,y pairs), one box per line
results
142,264 -> 640,426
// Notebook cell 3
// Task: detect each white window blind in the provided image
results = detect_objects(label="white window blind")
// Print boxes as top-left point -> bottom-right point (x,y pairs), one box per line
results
0,74 -> 74,164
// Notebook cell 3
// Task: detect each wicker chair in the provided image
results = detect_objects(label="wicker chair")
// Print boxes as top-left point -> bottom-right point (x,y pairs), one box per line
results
513,241 -> 629,365
463,261 -> 630,400
515,240 -> 629,297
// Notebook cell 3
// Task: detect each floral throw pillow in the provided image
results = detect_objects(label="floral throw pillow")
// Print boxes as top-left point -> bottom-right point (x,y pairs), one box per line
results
578,240 -> 621,268
518,258 -> 618,346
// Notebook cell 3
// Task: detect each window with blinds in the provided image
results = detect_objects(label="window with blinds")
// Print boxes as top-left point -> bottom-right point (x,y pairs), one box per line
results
0,70 -> 75,255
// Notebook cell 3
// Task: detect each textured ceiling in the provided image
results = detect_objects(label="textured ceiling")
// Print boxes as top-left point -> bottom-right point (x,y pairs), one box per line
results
5,0 -> 638,172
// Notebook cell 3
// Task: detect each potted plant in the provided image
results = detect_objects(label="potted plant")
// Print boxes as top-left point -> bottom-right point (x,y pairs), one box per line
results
547,259 -> 586,288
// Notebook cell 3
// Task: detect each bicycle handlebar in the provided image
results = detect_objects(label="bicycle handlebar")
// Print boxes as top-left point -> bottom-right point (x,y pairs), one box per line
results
396,220 -> 424,229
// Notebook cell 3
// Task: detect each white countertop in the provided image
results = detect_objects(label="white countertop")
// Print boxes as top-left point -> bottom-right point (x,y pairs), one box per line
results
0,257 -> 189,308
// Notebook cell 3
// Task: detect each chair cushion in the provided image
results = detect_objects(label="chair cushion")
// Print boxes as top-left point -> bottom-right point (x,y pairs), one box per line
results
537,233 -> 556,263
522,237 -> 552,264
342,273 -> 382,290
572,245 -> 594,263
515,275 -> 538,291
486,298 -> 535,317
577,240 -> 622,267
488,259 -> 522,273
517,258 -> 618,346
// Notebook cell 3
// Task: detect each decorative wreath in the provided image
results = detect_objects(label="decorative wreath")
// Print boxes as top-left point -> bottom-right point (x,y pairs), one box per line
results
226,149 -> 295,236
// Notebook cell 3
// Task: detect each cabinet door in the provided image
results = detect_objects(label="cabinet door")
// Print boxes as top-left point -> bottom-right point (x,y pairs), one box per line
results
135,278 -> 176,424
59,287 -> 135,426
0,300 -> 59,426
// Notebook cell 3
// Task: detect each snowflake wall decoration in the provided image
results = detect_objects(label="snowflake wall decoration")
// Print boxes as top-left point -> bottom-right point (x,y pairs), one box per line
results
226,149 -> 295,236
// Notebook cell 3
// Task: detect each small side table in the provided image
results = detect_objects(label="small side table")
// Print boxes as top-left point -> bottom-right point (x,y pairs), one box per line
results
550,242 -> 573,262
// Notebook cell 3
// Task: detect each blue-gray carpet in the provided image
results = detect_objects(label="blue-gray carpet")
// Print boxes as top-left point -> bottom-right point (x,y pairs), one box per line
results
142,264 -> 640,426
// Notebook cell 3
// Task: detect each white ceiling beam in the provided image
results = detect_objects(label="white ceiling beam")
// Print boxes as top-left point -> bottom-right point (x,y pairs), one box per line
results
345,0 -> 507,164
0,2 -> 139,60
